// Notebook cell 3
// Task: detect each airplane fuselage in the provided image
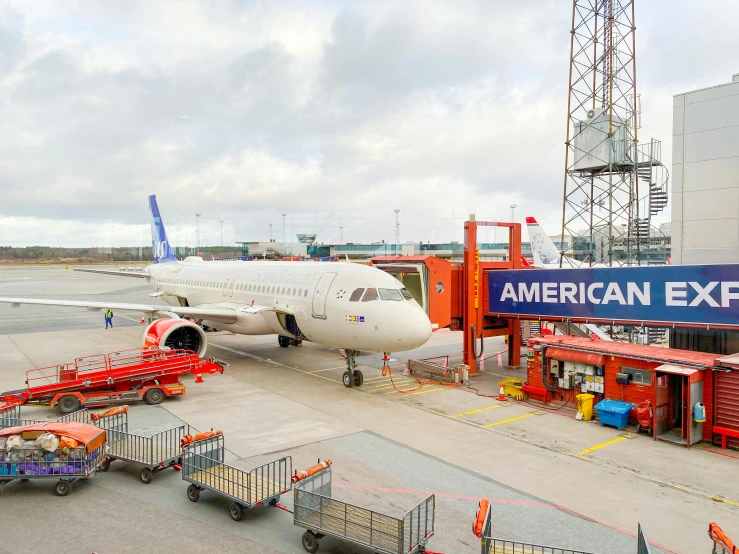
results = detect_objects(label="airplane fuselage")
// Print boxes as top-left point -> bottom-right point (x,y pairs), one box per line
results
147,259 -> 432,353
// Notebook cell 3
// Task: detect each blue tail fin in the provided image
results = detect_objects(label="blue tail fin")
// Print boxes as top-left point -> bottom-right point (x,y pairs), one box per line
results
148,195 -> 177,263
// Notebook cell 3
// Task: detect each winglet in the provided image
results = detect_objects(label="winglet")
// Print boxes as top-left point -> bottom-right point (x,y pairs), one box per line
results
148,195 -> 177,263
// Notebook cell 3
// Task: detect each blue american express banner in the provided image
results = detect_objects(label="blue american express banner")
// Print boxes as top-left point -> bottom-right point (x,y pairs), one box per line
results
487,264 -> 739,326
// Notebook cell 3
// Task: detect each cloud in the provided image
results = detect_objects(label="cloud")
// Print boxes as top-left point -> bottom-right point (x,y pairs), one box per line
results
0,1 -> 737,246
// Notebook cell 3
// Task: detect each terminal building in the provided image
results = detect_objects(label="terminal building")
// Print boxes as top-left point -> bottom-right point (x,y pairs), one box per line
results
672,73 -> 739,264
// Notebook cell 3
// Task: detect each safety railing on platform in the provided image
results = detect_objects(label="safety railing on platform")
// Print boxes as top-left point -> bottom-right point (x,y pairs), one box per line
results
25,347 -> 197,391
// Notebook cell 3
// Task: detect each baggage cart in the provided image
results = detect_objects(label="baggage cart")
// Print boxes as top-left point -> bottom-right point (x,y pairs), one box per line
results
293,464 -> 435,553
0,422 -> 106,496
90,407 -> 186,483
182,433 -> 292,521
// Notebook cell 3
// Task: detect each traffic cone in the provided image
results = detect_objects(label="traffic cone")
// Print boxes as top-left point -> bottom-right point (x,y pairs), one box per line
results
195,373 -> 203,383
141,315 -> 146,324
497,386 -> 506,402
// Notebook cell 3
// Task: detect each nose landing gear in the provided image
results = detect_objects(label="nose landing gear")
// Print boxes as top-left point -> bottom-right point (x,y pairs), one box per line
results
342,349 -> 363,388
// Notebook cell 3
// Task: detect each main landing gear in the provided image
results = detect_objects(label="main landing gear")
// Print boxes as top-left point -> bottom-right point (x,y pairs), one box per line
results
342,349 -> 363,388
278,335 -> 303,348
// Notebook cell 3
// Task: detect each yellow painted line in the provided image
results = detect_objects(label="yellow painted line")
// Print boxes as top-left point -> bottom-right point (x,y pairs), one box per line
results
710,496 -> 739,507
452,404 -> 505,418
383,386 -> 426,394
308,366 -> 346,373
363,376 -> 388,382
576,436 -> 627,456
262,359 -> 342,384
400,387 -> 446,396
483,413 -> 537,428
211,344 -> 342,384
368,380 -> 416,390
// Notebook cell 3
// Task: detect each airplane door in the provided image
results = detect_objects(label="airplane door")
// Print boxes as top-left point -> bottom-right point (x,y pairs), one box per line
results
312,272 -> 337,319
228,279 -> 235,298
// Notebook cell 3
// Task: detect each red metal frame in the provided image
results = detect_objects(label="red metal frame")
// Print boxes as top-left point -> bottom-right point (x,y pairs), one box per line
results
463,218 -> 524,373
0,347 -> 222,409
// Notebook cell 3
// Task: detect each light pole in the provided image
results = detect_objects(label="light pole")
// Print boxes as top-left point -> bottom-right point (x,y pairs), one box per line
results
510,204 -> 516,223
269,223 -> 273,242
340,226 -> 343,245
195,213 -> 201,252
394,209 -> 400,255
282,213 -> 287,256
218,219 -> 224,246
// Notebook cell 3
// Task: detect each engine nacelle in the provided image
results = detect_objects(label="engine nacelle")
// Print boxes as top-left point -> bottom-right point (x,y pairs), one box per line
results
143,318 -> 208,357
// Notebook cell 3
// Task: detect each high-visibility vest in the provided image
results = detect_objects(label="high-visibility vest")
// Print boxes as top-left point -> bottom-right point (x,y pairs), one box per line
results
105,310 -> 112,318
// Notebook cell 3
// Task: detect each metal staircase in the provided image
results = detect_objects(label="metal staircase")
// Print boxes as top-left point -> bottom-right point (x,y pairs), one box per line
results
631,140 -> 669,264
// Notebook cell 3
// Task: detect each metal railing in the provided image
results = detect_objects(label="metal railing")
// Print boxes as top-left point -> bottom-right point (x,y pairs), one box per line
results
25,347 -> 197,391
0,403 -> 47,430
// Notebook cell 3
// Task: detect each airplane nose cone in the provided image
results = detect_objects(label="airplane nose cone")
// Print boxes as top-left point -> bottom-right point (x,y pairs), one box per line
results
401,310 -> 433,350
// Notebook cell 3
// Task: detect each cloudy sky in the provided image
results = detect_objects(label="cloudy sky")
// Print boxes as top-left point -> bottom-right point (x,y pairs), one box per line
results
1,0 -> 737,247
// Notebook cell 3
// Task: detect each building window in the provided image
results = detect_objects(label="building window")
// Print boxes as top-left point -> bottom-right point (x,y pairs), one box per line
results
621,367 -> 652,385
349,288 -> 365,302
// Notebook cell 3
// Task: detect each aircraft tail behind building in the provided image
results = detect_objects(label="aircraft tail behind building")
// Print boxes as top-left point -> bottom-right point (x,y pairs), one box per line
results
149,195 -> 177,263
525,217 -> 561,267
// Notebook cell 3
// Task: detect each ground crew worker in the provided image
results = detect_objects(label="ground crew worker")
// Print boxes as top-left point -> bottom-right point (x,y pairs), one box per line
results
105,309 -> 114,329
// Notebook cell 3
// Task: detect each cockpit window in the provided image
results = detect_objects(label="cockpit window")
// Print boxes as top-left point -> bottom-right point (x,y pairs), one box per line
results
379,288 -> 403,301
349,288 -> 365,302
400,288 -> 413,300
362,288 -> 379,302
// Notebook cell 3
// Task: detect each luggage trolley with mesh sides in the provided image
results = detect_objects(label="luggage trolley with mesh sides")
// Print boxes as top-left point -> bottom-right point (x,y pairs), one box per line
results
0,422 -> 107,497
293,462 -> 435,553
182,433 -> 292,521
92,407 -> 187,484
475,500 -> 599,554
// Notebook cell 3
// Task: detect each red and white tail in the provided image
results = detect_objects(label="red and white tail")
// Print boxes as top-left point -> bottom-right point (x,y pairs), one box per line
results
525,217 -> 560,267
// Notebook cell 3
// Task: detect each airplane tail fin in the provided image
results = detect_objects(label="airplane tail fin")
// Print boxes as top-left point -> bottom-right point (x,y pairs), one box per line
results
520,256 -> 531,267
525,217 -> 561,267
148,195 -> 177,263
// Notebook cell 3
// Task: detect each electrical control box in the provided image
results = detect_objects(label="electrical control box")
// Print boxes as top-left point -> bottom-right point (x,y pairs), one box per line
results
550,360 -> 560,374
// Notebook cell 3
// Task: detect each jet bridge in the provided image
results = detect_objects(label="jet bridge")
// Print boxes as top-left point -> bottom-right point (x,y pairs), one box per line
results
371,216 -> 525,374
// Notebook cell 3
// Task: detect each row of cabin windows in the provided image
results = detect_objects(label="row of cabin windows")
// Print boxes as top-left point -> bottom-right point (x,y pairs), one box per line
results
159,277 -> 309,297
349,287 -> 414,302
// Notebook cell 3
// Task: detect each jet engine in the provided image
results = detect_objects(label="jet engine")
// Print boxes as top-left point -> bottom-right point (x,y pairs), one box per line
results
143,318 -> 207,357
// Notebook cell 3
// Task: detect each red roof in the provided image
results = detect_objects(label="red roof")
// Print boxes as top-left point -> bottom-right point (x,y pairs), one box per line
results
530,336 -> 721,368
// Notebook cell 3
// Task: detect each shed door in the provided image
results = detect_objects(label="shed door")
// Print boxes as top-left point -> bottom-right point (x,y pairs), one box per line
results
715,369 -> 739,449
312,272 -> 337,319
689,381 -> 703,446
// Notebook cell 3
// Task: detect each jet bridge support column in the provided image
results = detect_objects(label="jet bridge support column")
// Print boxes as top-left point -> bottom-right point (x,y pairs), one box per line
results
463,216 -> 523,374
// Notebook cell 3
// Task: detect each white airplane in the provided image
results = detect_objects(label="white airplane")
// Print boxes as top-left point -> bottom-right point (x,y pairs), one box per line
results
525,217 -> 625,269
0,196 -> 432,388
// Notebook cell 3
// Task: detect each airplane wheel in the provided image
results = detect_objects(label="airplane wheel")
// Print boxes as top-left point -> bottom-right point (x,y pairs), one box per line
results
342,371 -> 353,388
278,335 -> 290,348
353,370 -> 363,387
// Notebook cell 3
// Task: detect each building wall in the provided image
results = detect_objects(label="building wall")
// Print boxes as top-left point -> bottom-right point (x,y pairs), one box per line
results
672,74 -> 739,264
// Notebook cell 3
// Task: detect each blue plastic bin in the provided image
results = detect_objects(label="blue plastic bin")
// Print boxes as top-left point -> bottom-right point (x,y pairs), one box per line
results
594,399 -> 634,430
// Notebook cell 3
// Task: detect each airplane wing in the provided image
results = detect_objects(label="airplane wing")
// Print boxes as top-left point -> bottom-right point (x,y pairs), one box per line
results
0,297 -> 239,324
74,267 -> 150,278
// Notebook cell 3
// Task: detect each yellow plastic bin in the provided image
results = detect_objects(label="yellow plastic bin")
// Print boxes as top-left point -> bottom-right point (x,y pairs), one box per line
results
499,378 -> 527,401
577,393 -> 595,421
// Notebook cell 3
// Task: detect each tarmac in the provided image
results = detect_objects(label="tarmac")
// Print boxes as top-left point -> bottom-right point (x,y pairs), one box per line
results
0,265 -> 738,554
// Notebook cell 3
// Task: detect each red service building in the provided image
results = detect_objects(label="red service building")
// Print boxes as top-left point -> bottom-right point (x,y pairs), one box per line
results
525,336 -> 739,449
